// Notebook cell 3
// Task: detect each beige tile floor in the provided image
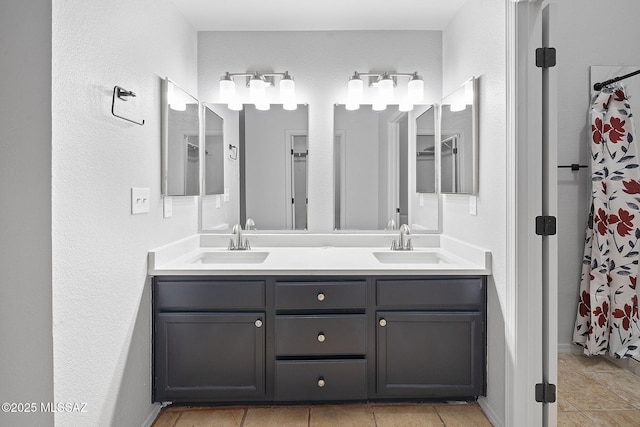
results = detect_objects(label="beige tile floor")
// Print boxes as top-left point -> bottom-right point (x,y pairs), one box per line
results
152,402 -> 492,427
558,353 -> 640,426
152,354 -> 640,427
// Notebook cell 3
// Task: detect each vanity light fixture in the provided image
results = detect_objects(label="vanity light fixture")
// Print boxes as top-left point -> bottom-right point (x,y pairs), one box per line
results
345,71 -> 424,111
219,71 -> 297,111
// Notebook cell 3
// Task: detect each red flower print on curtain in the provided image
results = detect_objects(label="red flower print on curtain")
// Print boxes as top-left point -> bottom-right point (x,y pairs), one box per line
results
574,85 -> 640,358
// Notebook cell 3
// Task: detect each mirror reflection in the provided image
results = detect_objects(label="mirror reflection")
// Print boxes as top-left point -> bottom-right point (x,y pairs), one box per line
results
162,78 -> 200,196
334,105 -> 415,231
241,104 -> 308,230
440,77 -> 478,194
415,106 -> 436,194
203,105 -> 224,195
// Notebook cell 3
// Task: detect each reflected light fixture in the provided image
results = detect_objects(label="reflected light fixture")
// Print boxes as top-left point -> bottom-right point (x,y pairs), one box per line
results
218,70 -> 297,111
168,81 -> 187,111
449,103 -> 466,112
345,70 -> 424,111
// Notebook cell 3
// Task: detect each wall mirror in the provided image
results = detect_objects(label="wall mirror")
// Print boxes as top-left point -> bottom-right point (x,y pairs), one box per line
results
415,106 -> 437,194
203,104 -> 224,195
241,104 -> 309,230
161,78 -> 200,196
334,104 -> 435,231
440,77 -> 478,194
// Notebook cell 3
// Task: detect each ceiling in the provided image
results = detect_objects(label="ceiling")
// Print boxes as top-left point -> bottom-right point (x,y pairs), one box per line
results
169,0 -> 468,31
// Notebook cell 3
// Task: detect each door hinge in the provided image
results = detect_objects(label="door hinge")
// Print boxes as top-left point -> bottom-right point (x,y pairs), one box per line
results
536,47 -> 556,68
535,382 -> 557,403
535,215 -> 556,236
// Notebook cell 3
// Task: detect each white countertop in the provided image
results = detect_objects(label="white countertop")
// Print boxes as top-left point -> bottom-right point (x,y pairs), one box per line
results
148,233 -> 491,276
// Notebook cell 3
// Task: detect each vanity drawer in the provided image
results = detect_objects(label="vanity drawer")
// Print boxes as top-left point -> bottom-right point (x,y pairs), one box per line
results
275,281 -> 366,310
377,277 -> 484,309
275,315 -> 367,355
275,360 -> 367,401
155,279 -> 265,311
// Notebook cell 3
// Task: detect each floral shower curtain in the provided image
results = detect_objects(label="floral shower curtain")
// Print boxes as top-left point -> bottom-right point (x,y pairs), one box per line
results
574,84 -> 640,358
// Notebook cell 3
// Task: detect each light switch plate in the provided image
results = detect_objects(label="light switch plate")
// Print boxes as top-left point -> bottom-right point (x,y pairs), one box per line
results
131,187 -> 150,214
163,196 -> 172,218
469,195 -> 477,216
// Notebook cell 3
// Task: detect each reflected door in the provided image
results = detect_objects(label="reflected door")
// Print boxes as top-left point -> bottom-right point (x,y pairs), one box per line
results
185,135 -> 200,195
291,134 -> 308,230
441,134 -> 459,193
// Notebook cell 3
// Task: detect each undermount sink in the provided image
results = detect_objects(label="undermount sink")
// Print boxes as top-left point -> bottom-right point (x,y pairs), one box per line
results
373,251 -> 449,264
190,251 -> 269,264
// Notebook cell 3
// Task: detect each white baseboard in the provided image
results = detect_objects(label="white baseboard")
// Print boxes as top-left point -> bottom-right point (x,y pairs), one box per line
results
141,404 -> 162,427
478,397 -> 503,427
558,343 -> 583,354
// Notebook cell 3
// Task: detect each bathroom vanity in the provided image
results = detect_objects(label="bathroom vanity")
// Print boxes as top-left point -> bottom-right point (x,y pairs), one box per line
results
149,234 -> 490,404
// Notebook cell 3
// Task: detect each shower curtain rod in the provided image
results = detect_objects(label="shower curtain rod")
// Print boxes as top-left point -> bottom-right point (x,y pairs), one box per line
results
593,68 -> 640,91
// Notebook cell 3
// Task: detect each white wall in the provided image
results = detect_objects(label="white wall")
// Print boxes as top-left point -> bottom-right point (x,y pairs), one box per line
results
555,0 -> 640,352
197,31 -> 443,231
0,2 -> 54,426
52,0 -> 198,425
442,0 -> 507,425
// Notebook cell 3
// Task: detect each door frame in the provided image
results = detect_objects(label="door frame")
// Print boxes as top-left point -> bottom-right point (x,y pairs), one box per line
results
284,130 -> 308,229
507,0 -> 558,426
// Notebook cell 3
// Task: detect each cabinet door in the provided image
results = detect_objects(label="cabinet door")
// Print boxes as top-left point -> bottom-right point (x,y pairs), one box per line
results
376,311 -> 484,398
154,312 -> 265,401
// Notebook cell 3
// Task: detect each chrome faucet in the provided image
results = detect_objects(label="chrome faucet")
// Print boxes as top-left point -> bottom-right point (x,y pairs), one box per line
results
245,218 -> 256,230
391,224 -> 413,251
386,218 -> 397,230
228,224 -> 250,250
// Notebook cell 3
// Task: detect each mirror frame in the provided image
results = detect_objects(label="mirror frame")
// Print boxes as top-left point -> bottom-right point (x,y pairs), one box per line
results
161,77 -> 201,197
439,77 -> 478,195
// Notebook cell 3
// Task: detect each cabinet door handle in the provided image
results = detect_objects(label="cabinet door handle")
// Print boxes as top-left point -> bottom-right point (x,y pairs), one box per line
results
317,333 -> 326,342
379,318 -> 387,327
255,319 -> 263,328
317,378 -> 326,388
317,292 -> 325,302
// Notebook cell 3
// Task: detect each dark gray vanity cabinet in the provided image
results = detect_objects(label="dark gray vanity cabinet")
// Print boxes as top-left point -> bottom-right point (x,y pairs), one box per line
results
153,279 -> 266,402
375,277 -> 486,398
152,275 -> 486,404
273,280 -> 368,401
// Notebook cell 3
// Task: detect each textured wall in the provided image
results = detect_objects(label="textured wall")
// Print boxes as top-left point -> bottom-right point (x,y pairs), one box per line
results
555,0 -> 640,352
0,1 -> 54,426
52,0 -> 197,425
197,31 -> 443,231
442,0 -> 507,424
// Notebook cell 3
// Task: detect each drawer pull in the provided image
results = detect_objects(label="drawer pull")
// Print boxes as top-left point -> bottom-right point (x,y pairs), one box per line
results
317,333 -> 326,343
317,292 -> 325,302
317,378 -> 326,388
255,319 -> 263,328
379,318 -> 387,327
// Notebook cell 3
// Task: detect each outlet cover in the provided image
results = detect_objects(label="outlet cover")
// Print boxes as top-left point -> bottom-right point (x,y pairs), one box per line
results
131,188 -> 150,214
